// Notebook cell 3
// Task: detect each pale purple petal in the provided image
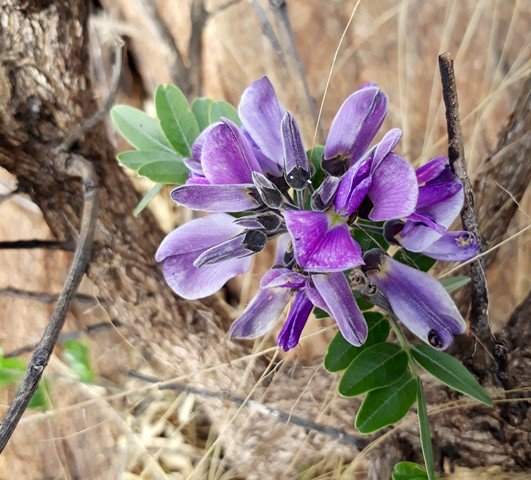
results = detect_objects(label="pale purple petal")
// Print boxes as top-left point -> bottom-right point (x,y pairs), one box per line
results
368,153 -> 418,221
415,156 -> 447,183
281,112 -> 310,189
185,173 -> 210,185
228,285 -> 291,339
324,86 -> 388,172
333,157 -> 372,216
238,77 -> 286,172
156,214 -> 252,299
421,231 -> 479,262
262,268 -> 306,289
187,124 -> 217,174
304,281 -> 330,314
372,128 -> 402,171
416,181 -> 462,209
283,211 -> 364,272
312,273 -> 368,346
243,129 -> 283,177
201,119 -> 262,185
171,184 -> 260,212
277,290 -> 314,351
274,233 -> 291,265
365,251 -> 466,349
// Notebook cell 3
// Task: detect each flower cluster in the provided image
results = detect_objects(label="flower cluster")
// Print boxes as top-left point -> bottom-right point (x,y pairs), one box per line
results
156,77 -> 479,351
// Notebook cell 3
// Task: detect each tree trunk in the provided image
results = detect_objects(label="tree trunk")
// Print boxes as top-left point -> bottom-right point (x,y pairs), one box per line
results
0,1 -> 529,478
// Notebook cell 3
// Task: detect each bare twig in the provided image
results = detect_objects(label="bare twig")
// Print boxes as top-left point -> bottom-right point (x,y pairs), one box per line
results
0,154 -> 99,453
438,53 -> 491,347
127,370 -> 368,450
4,320 -> 121,359
0,287 -> 99,305
188,0 -> 208,95
0,239 -> 74,251
251,0 -> 285,63
61,38 -> 124,151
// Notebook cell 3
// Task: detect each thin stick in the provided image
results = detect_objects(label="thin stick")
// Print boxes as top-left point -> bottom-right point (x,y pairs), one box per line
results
61,38 -> 124,151
0,287 -> 99,305
128,371 -> 367,450
438,53 -> 491,345
0,154 -> 99,453
0,239 -> 74,251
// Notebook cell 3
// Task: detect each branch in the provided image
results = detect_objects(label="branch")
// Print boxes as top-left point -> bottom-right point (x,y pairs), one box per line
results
61,38 -> 124,151
127,371 -> 367,450
438,53 -> 491,347
0,287 -> 98,305
0,239 -> 74,251
0,154 -> 99,453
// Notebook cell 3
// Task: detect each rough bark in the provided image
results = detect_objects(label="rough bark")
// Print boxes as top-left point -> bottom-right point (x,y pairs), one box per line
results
0,1 -> 529,478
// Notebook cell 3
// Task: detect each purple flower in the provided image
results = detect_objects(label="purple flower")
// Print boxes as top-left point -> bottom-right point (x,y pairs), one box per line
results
156,214 -> 252,299
384,156 -> 480,261
363,249 -> 466,350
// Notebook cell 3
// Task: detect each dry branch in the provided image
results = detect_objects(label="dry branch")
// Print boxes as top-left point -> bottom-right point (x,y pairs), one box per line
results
0,154 -> 99,453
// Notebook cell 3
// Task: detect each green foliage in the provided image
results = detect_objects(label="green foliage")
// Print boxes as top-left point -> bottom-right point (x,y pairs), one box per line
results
392,461 -> 437,480
155,84 -> 200,156
117,150 -> 183,171
111,105 -> 173,153
138,160 -> 189,184
324,312 -> 389,372
393,249 -> 436,272
353,223 -> 389,252
0,351 -> 49,410
440,275 -> 471,293
416,380 -> 435,480
63,339 -> 95,383
411,344 -> 492,406
209,100 -> 241,125
339,342 -> 408,396
192,97 -> 214,130
306,146 -> 325,188
353,290 -> 374,310
134,183 -> 163,217
355,371 -> 417,434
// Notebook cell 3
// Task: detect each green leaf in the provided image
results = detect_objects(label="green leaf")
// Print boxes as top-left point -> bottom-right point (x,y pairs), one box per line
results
28,379 -> 50,410
134,183 -> 163,217
138,160 -> 189,184
355,371 -> 417,434
117,150 -> 184,171
353,225 -> 389,252
392,461 -> 432,480
307,146 -> 325,188
324,312 -> 389,372
0,357 -> 26,387
440,275 -> 471,293
417,380 -> 435,480
111,105 -> 173,153
354,291 -> 374,311
210,101 -> 241,126
339,342 -> 408,396
192,97 -> 214,130
393,250 -> 436,272
314,308 -> 329,319
411,344 -> 493,406
155,84 -> 200,156
63,339 -> 95,383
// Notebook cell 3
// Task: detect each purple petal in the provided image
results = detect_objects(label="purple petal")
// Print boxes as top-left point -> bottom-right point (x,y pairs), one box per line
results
421,231 -> 479,262
194,230 -> 266,267
416,181 -> 462,209
262,268 -> 307,289
312,273 -> 368,346
228,284 -> 292,339
187,124 -> 217,175
274,233 -> 291,265
156,214 -> 252,299
282,211 -> 364,272
186,173 -> 210,185
368,153 -> 418,221
372,128 -> 402,171
415,156 -> 448,183
365,251 -> 466,349
304,281 -> 330,314
238,77 -> 286,173
243,129 -> 283,177
171,184 -> 260,212
333,157 -> 372,216
277,290 -> 314,351
324,86 -> 388,171
201,119 -> 262,184
281,112 -> 310,189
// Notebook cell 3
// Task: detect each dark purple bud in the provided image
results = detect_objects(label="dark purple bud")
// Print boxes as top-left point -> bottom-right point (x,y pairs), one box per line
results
234,217 -> 264,230
256,212 -> 283,233
194,230 -> 267,268
428,329 -> 444,349
252,172 -> 284,209
310,176 -> 340,211
321,154 -> 349,177
281,112 -> 311,190
383,219 -> 405,245
362,248 -> 386,273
